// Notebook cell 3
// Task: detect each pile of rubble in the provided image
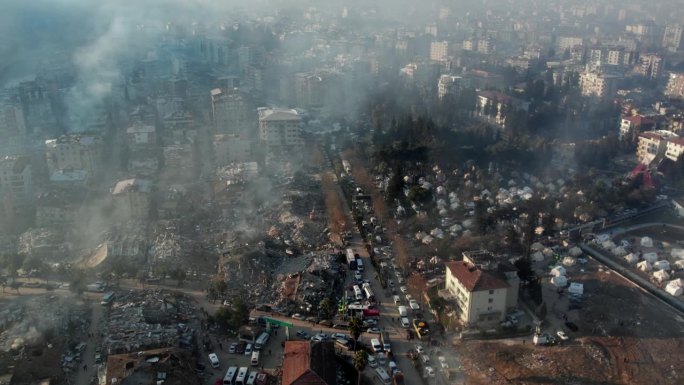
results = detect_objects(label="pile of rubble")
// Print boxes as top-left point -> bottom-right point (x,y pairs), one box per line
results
104,290 -> 201,355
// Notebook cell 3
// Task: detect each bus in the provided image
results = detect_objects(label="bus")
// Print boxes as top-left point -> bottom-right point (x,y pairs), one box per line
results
246,371 -> 258,385
235,367 -> 249,385
346,248 -> 357,269
254,332 -> 270,350
374,367 -> 392,385
223,367 -> 238,385
353,285 -> 363,300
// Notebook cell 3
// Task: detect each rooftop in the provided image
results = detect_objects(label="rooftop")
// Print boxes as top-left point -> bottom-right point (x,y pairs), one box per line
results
282,341 -> 335,385
445,261 -> 510,292
258,107 -> 301,122
112,178 -> 152,195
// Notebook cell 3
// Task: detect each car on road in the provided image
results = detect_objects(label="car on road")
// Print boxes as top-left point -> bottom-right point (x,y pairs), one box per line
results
393,295 -> 401,304
388,361 -> 399,374
228,342 -> 237,353
366,327 -> 381,334
291,313 -> 306,320
244,344 -> 252,355
438,356 -> 449,369
415,345 -> 425,354
333,333 -> 350,340
409,299 -> 420,310
296,330 -> 310,339
424,366 -> 435,378
400,286 -> 408,293
208,353 -> 220,369
405,294 -> 412,301
400,317 -> 410,328
556,331 -> 570,341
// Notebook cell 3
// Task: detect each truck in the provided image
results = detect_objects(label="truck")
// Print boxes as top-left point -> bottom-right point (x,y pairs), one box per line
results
380,332 -> 391,352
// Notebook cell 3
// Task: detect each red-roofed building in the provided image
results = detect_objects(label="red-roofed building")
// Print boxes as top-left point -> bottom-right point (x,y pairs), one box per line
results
282,341 -> 335,385
442,251 -> 519,327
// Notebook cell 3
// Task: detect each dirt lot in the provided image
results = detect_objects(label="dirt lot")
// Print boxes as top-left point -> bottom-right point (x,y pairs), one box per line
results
456,257 -> 684,385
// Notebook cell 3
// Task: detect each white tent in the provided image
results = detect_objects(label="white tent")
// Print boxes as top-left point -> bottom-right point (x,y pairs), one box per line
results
665,284 -> 683,296
611,246 -> 627,257
531,251 -> 545,262
436,186 -> 446,195
421,235 -> 434,244
653,270 -> 670,283
562,256 -> 576,266
643,252 -> 658,263
551,275 -> 568,287
439,208 -> 448,217
674,260 -> 684,270
449,224 -> 462,232
551,265 -> 566,276
531,242 -> 544,252
671,248 -> 684,259
637,260 -> 652,272
601,240 -> 616,250
568,282 -> 584,296
462,219 -> 473,229
596,234 -> 610,243
542,248 -> 554,257
624,253 -> 639,264
640,236 -> 654,248
430,228 -> 445,238
569,247 -> 582,257
653,260 -> 670,271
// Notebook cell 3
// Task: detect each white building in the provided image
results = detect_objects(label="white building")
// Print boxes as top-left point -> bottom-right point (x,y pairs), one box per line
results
257,107 -> 304,156
430,41 -> 449,62
665,72 -> 684,99
662,24 -> 684,52
437,75 -> 465,100
45,135 -> 101,177
579,71 -> 620,99
442,251 -> 519,328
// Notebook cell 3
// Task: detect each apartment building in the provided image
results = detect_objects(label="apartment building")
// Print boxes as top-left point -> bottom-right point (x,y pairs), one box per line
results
665,72 -> 684,99
443,251 -> 519,328
636,131 -> 681,165
437,75 -> 466,100
579,71 -> 620,99
210,88 -> 254,135
257,107 -> 304,157
0,156 -> 32,201
45,135 -> 101,177
111,178 -> 152,220
429,41 -> 449,62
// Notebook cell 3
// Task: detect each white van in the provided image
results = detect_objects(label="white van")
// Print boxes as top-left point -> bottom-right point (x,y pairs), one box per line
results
370,338 -> 382,353
374,367 -> 392,385
250,351 -> 260,366
208,353 -> 220,369
398,305 -> 408,317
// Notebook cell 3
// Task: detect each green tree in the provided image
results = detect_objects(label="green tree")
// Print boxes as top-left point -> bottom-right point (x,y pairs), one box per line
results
318,297 -> 334,320
348,316 -> 363,350
353,348 -> 369,385
214,296 -> 250,333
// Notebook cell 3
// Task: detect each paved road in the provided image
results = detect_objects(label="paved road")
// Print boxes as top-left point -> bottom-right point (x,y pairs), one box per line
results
72,297 -> 105,385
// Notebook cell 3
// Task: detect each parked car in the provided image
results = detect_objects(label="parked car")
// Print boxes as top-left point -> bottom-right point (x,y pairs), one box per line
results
400,286 -> 408,293
291,313 -> 306,320
366,327 -> 381,334
424,366 -> 435,378
235,341 -> 246,354
244,344 -> 253,355
556,331 -> 570,341
228,342 -> 237,353
400,317 -> 410,328
393,295 -> 401,304
296,330 -> 310,339
438,356 -> 449,369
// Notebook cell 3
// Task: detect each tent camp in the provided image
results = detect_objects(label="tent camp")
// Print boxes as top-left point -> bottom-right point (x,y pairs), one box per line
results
569,247 -> 582,257
637,260 -> 652,272
611,246 -> 627,256
640,236 -> 654,248
665,279 -> 683,296
624,253 -> 639,264
643,252 -> 658,263
531,251 -> 544,262
671,248 -> 684,259
562,256 -> 576,266
653,260 -> 670,271
551,275 -> 568,287
551,265 -> 566,276
653,270 -> 670,283
568,282 -> 584,296
601,240 -> 616,250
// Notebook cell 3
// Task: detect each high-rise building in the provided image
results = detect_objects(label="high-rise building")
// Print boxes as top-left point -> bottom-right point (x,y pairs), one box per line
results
665,72 -> 684,99
0,102 -> 26,138
437,75 -> 466,100
579,71 -> 620,99
257,107 -> 304,157
210,88 -> 254,135
662,24 -> 684,52
429,41 -> 449,62
0,156 -> 32,201
634,53 -> 664,80
45,135 -> 101,177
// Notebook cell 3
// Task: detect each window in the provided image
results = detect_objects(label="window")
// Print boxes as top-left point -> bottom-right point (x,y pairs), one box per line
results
489,290 -> 494,294
488,298 -> 493,303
